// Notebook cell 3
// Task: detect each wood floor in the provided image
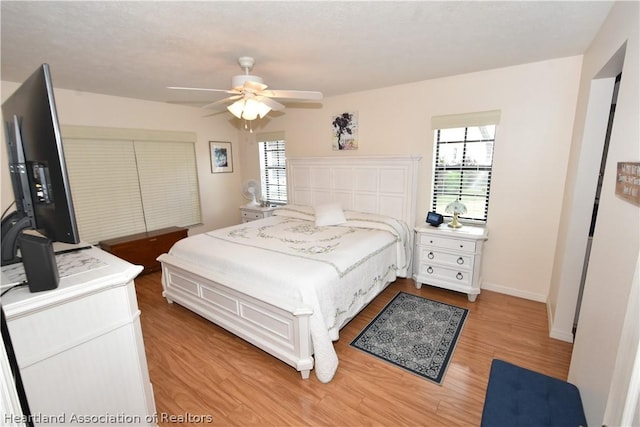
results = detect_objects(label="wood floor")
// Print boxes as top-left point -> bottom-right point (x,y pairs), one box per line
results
134,272 -> 573,426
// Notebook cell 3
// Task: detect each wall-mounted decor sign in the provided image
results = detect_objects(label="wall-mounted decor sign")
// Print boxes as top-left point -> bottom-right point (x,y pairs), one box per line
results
332,112 -> 358,150
616,162 -> 640,205
210,141 -> 233,173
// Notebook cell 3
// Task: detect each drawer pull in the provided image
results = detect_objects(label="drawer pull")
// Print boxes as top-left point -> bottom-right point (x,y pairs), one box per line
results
427,266 -> 433,274
456,272 -> 464,280
428,252 -> 435,259
457,257 -> 464,265
149,238 -> 157,242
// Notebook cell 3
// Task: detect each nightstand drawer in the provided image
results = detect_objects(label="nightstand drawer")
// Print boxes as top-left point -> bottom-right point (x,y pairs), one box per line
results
242,210 -> 264,220
240,206 -> 277,223
418,234 -> 477,253
418,263 -> 472,287
418,248 -> 474,270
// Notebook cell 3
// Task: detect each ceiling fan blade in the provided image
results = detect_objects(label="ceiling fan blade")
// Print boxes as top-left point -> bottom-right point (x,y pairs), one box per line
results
243,80 -> 268,93
256,96 -> 285,111
201,95 -> 242,110
168,86 -> 238,94
262,89 -> 323,100
166,100 -> 212,105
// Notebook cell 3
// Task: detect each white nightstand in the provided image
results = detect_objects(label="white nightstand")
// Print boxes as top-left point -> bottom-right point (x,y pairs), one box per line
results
413,224 -> 488,302
240,205 -> 278,223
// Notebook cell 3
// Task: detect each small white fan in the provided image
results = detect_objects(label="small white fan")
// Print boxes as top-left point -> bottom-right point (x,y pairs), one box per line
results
242,179 -> 260,207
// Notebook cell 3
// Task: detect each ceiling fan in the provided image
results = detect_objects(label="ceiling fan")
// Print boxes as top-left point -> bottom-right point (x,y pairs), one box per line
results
168,56 -> 323,121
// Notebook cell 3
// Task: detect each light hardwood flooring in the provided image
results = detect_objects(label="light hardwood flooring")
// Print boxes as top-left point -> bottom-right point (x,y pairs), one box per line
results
135,272 -> 573,426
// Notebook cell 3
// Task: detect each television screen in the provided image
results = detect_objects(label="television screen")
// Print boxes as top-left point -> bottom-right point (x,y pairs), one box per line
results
1,64 -> 80,265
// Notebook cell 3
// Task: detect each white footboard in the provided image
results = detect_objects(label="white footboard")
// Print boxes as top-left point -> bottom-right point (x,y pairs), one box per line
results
157,254 -> 314,379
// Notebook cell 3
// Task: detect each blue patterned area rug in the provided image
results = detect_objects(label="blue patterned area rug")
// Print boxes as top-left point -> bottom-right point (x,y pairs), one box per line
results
350,291 -> 468,385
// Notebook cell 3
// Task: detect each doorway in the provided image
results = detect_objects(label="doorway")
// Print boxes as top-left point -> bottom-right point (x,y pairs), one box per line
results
574,73 -> 621,332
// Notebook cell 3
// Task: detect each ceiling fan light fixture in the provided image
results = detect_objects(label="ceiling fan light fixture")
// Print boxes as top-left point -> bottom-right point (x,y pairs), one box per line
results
241,98 -> 270,120
242,110 -> 258,121
256,101 -> 272,119
227,99 -> 245,119
227,98 -> 272,121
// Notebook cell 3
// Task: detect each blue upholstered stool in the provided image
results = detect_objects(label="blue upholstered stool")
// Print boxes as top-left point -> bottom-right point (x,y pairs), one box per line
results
481,359 -> 587,427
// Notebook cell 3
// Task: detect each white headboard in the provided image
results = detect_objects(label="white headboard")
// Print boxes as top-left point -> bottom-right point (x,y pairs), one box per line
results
286,155 -> 421,227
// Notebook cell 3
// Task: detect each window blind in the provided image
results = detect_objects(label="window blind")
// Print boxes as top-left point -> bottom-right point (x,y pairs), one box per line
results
61,126 -> 201,244
431,111 -> 499,223
63,138 -> 146,244
431,110 -> 501,129
133,140 -> 201,231
258,132 -> 287,204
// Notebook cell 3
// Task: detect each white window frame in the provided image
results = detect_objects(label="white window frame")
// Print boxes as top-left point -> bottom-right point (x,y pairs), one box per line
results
257,132 -> 287,205
430,110 -> 500,223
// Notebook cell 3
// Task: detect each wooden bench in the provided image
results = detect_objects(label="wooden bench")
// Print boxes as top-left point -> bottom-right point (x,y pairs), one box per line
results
99,226 -> 188,274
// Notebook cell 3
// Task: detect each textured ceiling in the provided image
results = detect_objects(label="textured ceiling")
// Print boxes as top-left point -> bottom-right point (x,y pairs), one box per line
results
1,1 -> 614,106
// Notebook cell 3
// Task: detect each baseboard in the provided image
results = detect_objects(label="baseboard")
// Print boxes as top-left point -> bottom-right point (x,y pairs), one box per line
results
481,282 -> 547,302
482,282 -> 574,343
546,302 -> 574,343
549,327 -> 575,343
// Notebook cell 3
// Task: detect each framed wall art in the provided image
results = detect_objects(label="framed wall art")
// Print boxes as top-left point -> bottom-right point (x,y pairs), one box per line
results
210,141 -> 233,173
332,111 -> 358,150
616,161 -> 640,206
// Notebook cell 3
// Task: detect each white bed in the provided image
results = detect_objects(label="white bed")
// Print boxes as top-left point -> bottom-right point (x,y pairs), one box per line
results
158,155 -> 420,382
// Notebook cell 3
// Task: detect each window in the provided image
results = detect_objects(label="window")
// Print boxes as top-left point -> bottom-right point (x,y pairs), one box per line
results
258,132 -> 287,204
431,111 -> 500,223
62,126 -> 202,244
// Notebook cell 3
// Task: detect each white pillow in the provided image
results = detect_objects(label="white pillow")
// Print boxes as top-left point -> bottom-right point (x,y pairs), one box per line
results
314,202 -> 347,227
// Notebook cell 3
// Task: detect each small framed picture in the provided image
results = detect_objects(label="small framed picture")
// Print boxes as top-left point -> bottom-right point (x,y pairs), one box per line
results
210,141 -> 233,173
332,111 -> 358,150
616,161 -> 640,205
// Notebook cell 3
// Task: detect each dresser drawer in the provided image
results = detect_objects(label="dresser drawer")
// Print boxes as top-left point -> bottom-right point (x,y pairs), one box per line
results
417,263 -> 472,287
418,247 -> 474,270
418,234 -> 477,253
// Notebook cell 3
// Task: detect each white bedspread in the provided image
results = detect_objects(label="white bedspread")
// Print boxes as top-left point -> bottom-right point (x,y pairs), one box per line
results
168,206 -> 411,382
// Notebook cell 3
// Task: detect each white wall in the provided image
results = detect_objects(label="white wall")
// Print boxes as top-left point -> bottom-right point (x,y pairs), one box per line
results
0,82 -> 244,236
559,2 -> 639,425
245,56 -> 582,302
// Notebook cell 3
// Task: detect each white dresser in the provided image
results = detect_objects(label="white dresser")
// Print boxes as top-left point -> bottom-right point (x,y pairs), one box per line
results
1,247 -> 156,426
413,225 -> 488,302
240,205 -> 278,223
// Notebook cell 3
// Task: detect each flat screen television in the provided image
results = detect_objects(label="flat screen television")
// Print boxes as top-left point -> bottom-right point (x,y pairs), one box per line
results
1,63 -> 80,266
